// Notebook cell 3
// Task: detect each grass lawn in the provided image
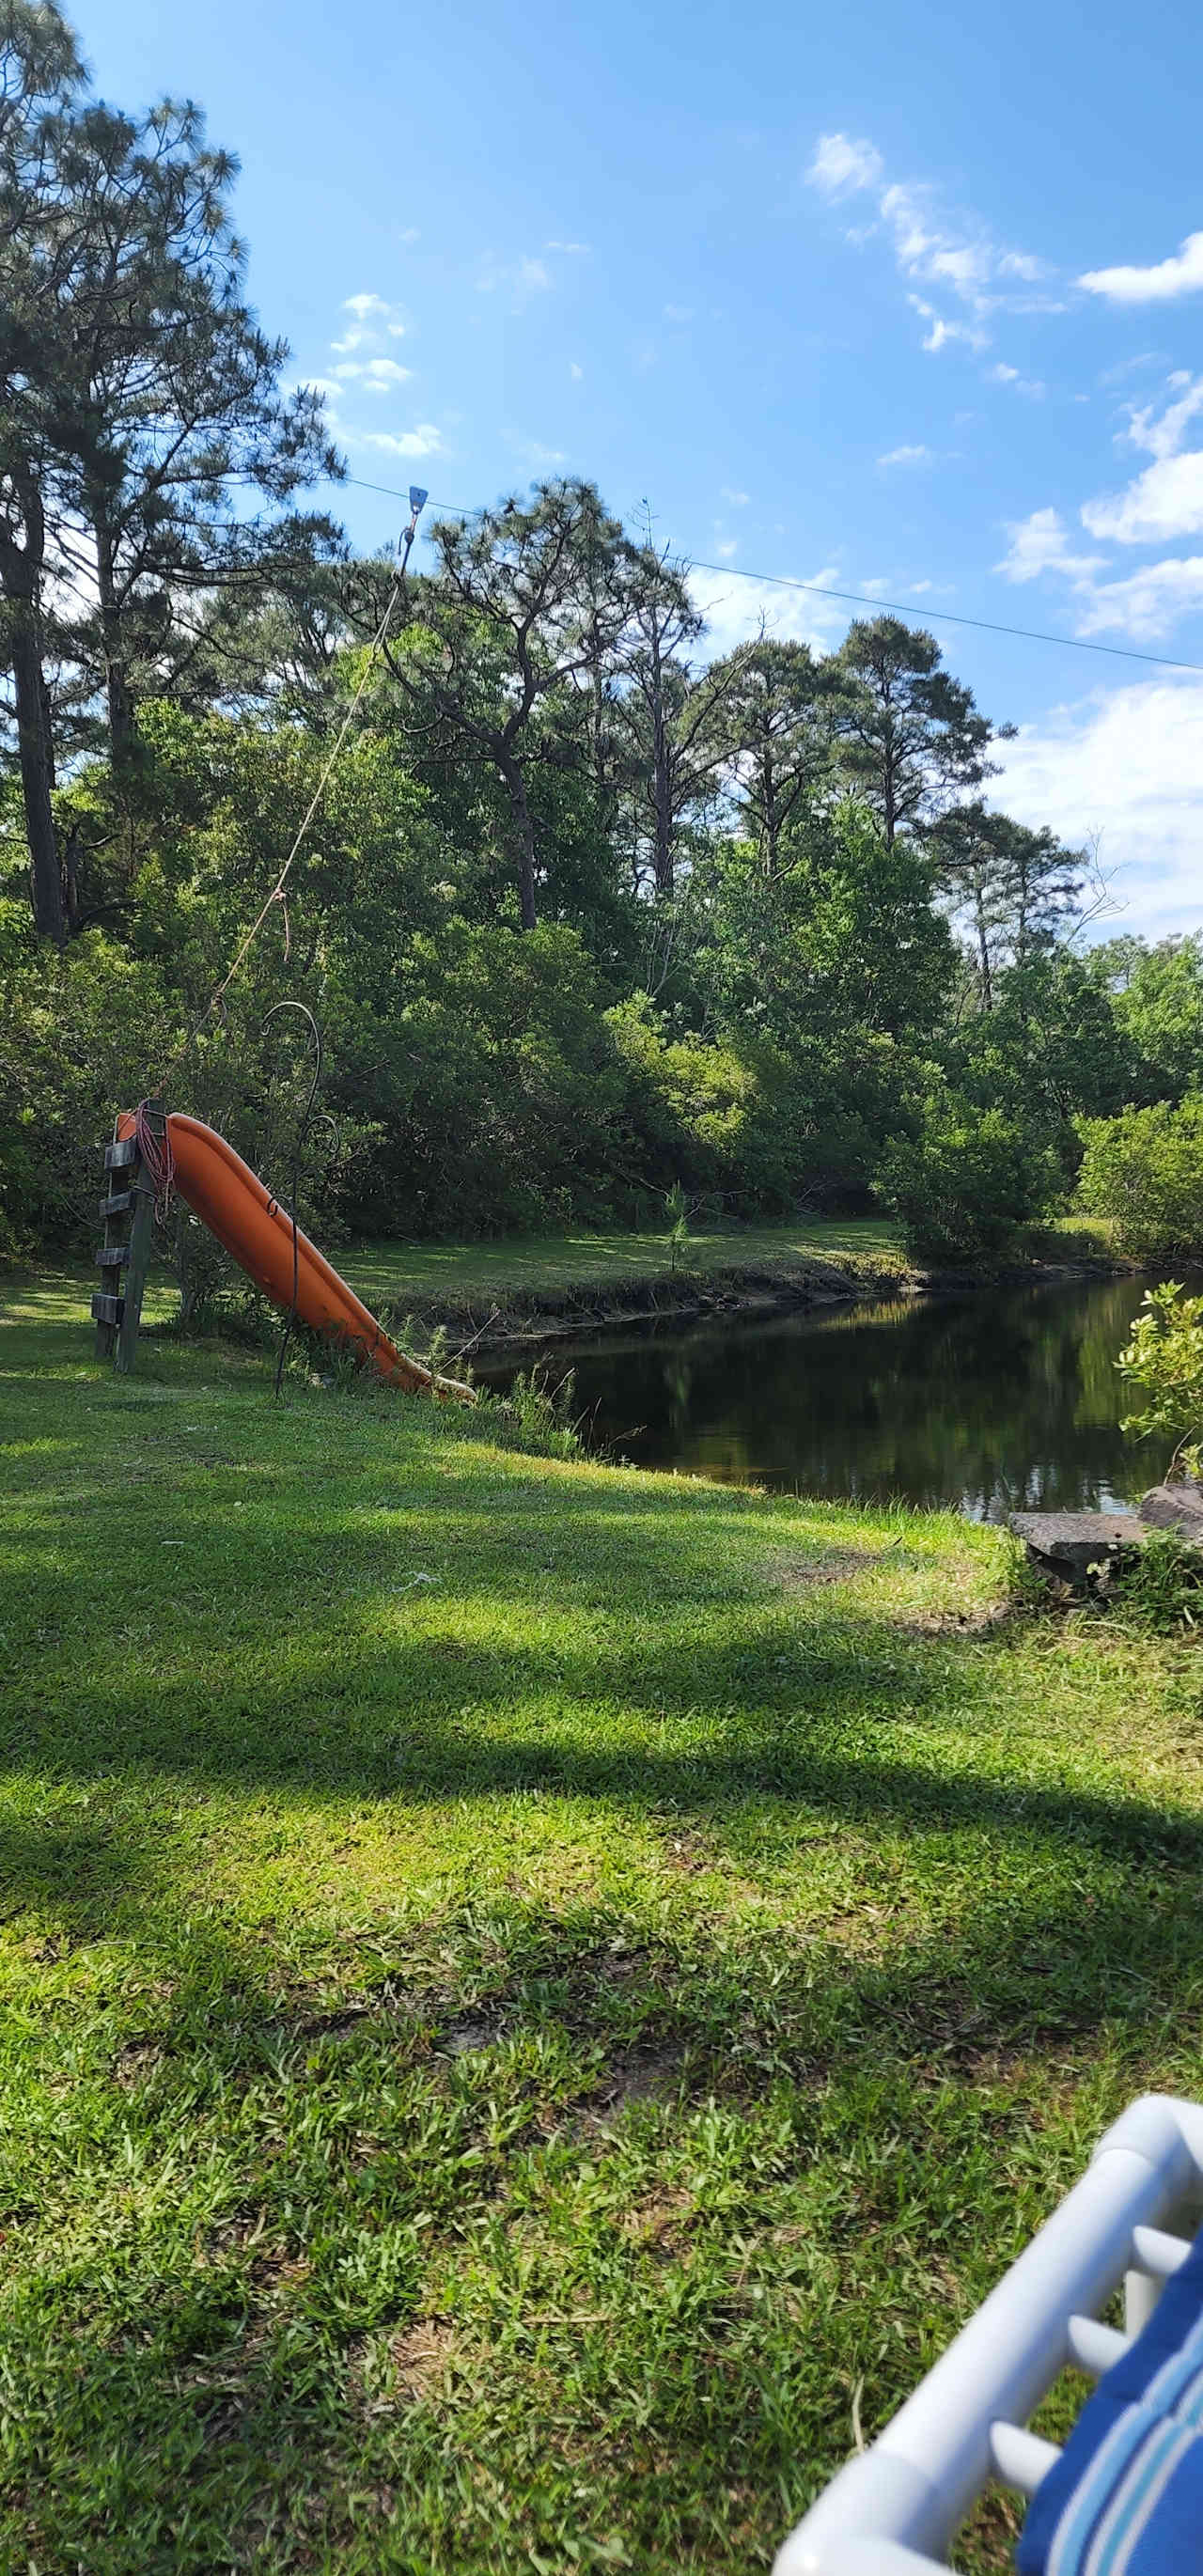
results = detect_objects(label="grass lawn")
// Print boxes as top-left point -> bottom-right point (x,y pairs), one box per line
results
3,1269 -> 1202,2575
340,1216 -> 907,1316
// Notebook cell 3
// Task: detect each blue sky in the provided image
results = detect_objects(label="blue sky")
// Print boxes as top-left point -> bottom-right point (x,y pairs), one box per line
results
77,0 -> 1203,934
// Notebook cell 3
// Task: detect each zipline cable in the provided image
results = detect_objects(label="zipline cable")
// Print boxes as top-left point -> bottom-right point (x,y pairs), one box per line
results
335,474 -> 1203,679
260,1001 -> 323,1400
151,495 -> 427,1095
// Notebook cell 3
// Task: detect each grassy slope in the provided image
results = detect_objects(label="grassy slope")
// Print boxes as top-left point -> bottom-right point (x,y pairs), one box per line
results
3,1272 -> 1201,2576
340,1217 -> 907,1314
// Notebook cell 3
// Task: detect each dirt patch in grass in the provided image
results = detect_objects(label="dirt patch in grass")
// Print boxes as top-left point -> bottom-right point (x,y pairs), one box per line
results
618,2188 -> 695,2260
766,1543 -> 900,1591
893,1596 -> 1014,1637
388,2318 -> 461,2399
112,2035 -> 164,2087
580,2038 -> 687,2125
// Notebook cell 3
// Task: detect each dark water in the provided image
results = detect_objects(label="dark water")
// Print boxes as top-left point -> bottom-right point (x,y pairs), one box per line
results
480,1276 -> 1162,1519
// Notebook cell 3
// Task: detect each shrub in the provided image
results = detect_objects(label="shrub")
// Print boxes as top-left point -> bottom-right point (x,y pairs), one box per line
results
1117,1279 -> 1203,1478
879,1089 -> 1058,1261
1106,1530 -> 1203,1634
1075,1096 -> 1203,1260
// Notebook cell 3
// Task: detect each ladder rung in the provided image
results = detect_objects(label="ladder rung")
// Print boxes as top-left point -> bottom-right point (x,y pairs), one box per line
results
91,1291 -> 124,1326
100,1190 -> 133,1218
1067,2314 -> 1128,2377
103,1138 -> 137,1171
989,2420 -> 1062,2496
1132,2224 -> 1193,2280
97,1243 -> 131,1269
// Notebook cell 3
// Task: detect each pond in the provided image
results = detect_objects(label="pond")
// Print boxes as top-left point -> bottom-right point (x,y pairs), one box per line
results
479,1275 -> 1161,1520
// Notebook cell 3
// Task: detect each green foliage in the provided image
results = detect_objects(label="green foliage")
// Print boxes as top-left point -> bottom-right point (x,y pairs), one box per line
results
484,1365 -> 584,1460
1089,934 -> 1203,1106
664,1180 -> 691,1272
1117,1279 -> 1203,1476
881,1089 -> 1060,1261
1107,1529 -> 1203,1634
0,0 -> 1187,1277
1076,1096 -> 1203,1259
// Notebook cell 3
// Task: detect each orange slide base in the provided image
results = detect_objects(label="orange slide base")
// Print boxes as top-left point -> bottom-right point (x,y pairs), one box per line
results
117,1111 -> 473,1399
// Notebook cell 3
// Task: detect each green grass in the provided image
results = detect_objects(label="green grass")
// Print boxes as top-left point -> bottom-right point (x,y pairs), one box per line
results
3,1270 -> 1202,2575
340,1216 -> 906,1314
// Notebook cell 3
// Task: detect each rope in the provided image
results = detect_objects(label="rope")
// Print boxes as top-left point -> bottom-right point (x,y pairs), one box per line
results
150,536 -> 415,1097
260,1003 -> 322,1399
133,1099 -> 175,1219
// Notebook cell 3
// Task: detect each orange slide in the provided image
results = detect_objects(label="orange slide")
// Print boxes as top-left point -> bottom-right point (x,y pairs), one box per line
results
117,1111 -> 473,1399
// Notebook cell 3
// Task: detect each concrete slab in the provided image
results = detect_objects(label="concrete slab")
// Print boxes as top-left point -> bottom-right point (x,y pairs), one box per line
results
1009,1509 -> 1145,1586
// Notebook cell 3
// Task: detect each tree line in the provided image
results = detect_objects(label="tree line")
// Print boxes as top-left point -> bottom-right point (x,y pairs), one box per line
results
3,1 -> 1201,1272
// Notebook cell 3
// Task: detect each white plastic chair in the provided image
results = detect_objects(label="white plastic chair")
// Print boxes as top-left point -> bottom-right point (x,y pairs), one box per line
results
773,2094 -> 1203,2576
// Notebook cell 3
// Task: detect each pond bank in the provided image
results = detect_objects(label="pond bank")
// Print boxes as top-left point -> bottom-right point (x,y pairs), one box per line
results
377,1238 -> 1132,1359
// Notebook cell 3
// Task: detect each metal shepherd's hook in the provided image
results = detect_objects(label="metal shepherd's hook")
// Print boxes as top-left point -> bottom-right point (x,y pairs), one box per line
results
261,1001 -> 323,1398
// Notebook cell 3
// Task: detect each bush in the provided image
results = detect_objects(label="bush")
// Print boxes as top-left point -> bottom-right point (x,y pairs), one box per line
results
1106,1530 -> 1203,1633
1117,1279 -> 1203,1478
1076,1096 -> 1203,1260
879,1089 -> 1058,1261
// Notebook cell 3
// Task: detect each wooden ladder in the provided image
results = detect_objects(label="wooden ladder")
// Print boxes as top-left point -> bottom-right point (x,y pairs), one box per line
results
93,1100 -> 165,1374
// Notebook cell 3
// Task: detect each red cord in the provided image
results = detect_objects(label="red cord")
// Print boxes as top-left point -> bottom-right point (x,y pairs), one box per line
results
134,1100 -> 176,1219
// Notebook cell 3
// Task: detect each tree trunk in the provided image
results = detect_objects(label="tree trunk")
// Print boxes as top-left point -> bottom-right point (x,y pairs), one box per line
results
883,754 -> 898,850
975,891 -> 993,1012
92,508 -> 134,761
9,595 -> 63,943
652,737 -> 673,898
500,752 -> 538,931
761,744 -> 778,878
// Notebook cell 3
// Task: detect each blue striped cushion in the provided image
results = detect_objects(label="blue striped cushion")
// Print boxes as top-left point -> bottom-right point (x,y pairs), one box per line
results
1017,2228 -> 1203,2574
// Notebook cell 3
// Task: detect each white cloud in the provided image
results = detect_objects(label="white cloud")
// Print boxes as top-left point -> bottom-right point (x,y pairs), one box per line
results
714,539 -> 738,561
998,251 -> 1047,282
1083,448 -> 1203,544
806,133 -> 883,196
477,252 -> 552,304
994,507 -> 1105,585
664,303 -> 694,322
877,442 -> 933,466
989,361 -> 1045,396
1125,373 -> 1203,459
333,356 -> 412,392
1073,554 -> 1203,641
994,679 -> 1203,935
356,424 -> 444,458
569,360 -> 584,381
721,486 -> 751,506
333,293 -> 406,356
691,564 -> 847,659
1080,231 -> 1203,304
545,238 -> 590,253
808,132 -> 1049,354
398,226 -> 420,244
908,295 -> 987,354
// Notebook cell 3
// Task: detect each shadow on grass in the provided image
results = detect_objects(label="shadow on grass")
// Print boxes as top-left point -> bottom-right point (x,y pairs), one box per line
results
6,1851 -> 1203,2576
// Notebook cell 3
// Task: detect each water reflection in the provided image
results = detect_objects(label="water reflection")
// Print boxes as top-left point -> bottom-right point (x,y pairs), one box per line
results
480,1277 -> 1163,1519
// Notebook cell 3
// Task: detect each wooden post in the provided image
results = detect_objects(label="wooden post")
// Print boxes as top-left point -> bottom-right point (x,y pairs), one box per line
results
94,1121 -> 136,1361
116,1098 -> 164,1375
92,1099 -> 164,1373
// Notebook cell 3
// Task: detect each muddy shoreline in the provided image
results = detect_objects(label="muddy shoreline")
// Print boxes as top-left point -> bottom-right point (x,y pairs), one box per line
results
386,1248 -> 1134,1364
